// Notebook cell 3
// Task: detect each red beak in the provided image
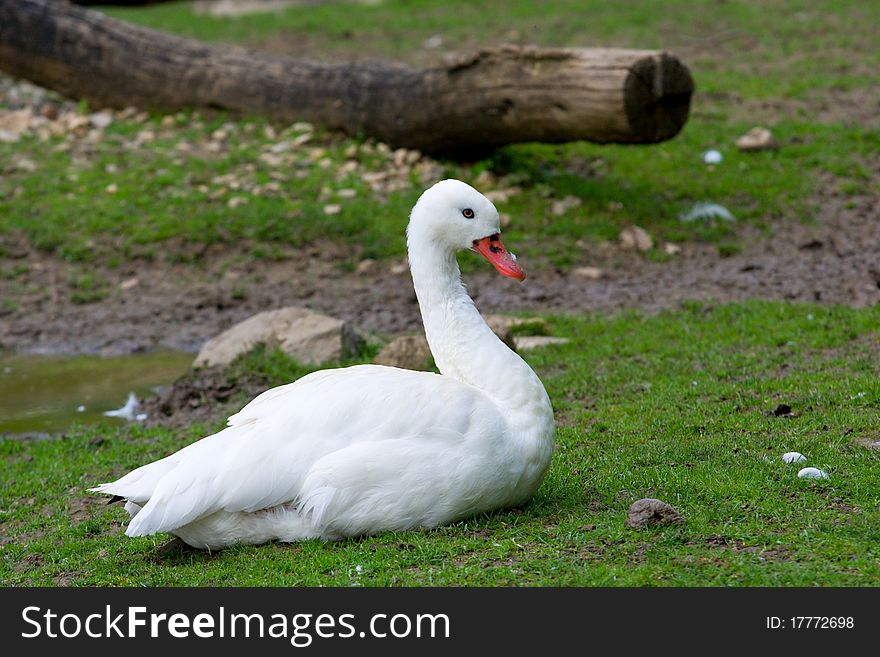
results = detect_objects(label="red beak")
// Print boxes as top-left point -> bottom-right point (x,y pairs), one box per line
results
472,234 -> 525,281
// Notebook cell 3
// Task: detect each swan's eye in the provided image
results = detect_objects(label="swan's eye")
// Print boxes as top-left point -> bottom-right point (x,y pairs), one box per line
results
462,208 -> 475,219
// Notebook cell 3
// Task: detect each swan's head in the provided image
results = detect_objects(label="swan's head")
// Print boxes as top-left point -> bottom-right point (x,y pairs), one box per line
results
408,179 -> 525,281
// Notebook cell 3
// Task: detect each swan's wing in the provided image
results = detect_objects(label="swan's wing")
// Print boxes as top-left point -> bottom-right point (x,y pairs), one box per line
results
298,426 -> 507,537
108,365 -> 501,537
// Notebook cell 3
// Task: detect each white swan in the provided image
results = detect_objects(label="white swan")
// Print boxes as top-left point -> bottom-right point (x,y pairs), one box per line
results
91,179 -> 555,549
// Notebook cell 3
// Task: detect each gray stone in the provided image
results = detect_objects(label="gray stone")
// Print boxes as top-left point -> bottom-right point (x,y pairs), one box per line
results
619,225 -> 653,252
374,314 -> 529,370
194,307 -> 361,368
513,335 -> 569,351
735,126 -> 778,152
374,335 -> 432,371
626,498 -> 684,529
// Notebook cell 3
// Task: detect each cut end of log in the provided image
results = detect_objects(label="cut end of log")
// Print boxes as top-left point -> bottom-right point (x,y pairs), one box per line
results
624,52 -> 694,143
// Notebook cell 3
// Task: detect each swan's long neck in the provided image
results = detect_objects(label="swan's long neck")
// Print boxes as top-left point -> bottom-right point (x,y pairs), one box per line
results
407,235 -> 552,419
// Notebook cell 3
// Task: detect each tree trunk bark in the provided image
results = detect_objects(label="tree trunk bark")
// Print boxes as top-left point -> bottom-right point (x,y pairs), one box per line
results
0,0 -> 694,156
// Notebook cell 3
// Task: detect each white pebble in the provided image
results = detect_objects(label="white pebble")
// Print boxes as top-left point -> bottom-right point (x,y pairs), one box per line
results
76,405 -> 86,412
89,111 -> 113,130
782,451 -> 806,464
797,467 -> 829,480
702,149 -> 723,164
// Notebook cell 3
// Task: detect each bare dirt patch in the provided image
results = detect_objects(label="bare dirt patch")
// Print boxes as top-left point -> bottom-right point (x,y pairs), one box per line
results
2,183 -> 877,358
701,534 -> 792,562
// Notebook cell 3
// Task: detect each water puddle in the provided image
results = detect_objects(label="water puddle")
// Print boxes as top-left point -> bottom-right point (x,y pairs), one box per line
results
0,351 -> 192,436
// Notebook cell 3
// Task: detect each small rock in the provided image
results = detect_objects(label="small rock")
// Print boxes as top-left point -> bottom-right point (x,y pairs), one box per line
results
41,104 -> 59,121
337,188 -> 357,199
116,107 -> 139,120
227,196 -> 247,209
551,195 -> 581,216
626,498 -> 684,529
782,451 -> 807,464
259,152 -> 284,167
356,259 -> 377,275
513,336 -> 569,351
392,148 -> 409,167
480,315 -> 518,350
702,149 -> 723,164
797,467 -> 829,480
390,259 -> 409,276
119,277 -> 140,291
105,184 -> 118,194
663,242 -> 682,256
499,213 -> 512,229
13,158 -> 37,173
423,35 -> 444,49
323,204 -> 342,216
573,266 -> 603,280
736,127 -> 778,152
485,187 -> 521,204
374,335 -> 432,371
474,170 -> 498,188
62,112 -> 90,132
194,307 -> 362,368
89,111 -> 113,129
484,315 -> 548,340
619,226 -> 653,252
0,109 -> 32,142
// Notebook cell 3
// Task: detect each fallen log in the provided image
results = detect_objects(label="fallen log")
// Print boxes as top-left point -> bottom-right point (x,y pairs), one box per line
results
0,0 -> 694,155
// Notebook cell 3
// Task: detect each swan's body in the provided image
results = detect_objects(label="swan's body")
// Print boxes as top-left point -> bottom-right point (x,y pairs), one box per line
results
92,180 -> 555,549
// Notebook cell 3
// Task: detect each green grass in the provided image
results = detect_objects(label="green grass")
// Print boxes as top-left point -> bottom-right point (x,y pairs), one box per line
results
1,114 -> 876,269
104,0 -> 880,103
104,0 -> 880,122
1,0 -> 878,587
2,300 -> 879,586
1,1 -> 879,268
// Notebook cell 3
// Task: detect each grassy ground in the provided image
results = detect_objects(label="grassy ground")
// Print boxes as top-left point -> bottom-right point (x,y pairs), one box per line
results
1,1 -> 878,270
1,1 -> 878,587
2,301 -> 879,586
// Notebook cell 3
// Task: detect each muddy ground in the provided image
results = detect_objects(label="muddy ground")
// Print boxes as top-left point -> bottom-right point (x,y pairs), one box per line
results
1,180 -> 878,358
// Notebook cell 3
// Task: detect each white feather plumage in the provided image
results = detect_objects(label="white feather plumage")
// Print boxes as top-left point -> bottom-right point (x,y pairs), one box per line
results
91,180 -> 555,549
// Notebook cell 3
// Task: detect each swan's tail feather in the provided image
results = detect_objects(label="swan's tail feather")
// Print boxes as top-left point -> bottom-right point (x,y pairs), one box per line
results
88,453 -> 180,504
298,486 -> 337,529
